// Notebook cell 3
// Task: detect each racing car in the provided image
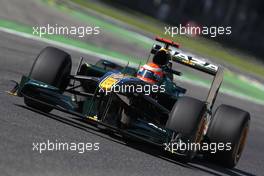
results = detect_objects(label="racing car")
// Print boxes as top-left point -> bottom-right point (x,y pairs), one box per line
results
9,37 -> 250,168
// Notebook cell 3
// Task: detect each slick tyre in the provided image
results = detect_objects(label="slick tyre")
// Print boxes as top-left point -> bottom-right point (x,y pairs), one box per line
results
166,97 -> 206,162
24,47 -> 72,113
205,105 -> 250,168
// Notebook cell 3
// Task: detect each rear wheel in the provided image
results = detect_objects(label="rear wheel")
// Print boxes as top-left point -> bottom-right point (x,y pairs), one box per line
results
205,105 -> 250,168
165,96 -> 206,162
24,47 -> 72,113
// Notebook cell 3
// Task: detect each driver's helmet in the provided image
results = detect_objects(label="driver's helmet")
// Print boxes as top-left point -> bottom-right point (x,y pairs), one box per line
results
152,48 -> 171,66
137,62 -> 164,84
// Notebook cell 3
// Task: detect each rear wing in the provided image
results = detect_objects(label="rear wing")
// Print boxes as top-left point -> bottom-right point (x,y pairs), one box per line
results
154,37 -> 218,76
154,37 -> 224,110
171,51 -> 218,76
171,50 -> 224,109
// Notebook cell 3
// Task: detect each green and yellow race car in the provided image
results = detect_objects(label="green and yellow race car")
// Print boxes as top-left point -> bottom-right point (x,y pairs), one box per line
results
9,37 -> 250,168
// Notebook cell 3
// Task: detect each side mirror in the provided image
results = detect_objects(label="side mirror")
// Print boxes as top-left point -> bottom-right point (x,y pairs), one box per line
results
163,65 -> 182,76
171,69 -> 182,76
102,60 -> 117,68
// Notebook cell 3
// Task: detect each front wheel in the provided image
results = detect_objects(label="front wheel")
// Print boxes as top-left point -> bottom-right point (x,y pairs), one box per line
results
24,47 -> 72,113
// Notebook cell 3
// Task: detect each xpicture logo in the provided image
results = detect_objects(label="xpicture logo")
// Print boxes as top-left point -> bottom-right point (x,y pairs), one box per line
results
32,24 -> 100,38
99,83 -> 166,95
164,141 -> 232,154
32,140 -> 100,154
164,24 -> 232,38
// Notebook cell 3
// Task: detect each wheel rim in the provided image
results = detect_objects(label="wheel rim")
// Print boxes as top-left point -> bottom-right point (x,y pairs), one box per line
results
234,124 -> 249,163
186,117 -> 206,159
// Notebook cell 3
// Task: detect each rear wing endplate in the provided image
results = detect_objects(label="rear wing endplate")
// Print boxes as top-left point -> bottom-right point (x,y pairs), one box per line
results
154,37 -> 224,110
171,51 -> 224,109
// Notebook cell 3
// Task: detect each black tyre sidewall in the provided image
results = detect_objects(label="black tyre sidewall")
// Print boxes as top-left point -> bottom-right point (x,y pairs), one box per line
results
25,47 -> 72,112
166,96 -> 206,137
206,104 -> 250,168
30,47 -> 72,90
165,96 -> 206,161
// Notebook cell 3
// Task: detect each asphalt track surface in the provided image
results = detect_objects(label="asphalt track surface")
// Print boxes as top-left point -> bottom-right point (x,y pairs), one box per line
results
0,0 -> 263,176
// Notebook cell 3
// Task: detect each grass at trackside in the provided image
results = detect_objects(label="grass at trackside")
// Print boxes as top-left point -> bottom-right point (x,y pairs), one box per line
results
0,19 -> 141,63
70,0 -> 264,78
2,0 -> 262,102
40,0 -> 264,103
1,18 -> 264,103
